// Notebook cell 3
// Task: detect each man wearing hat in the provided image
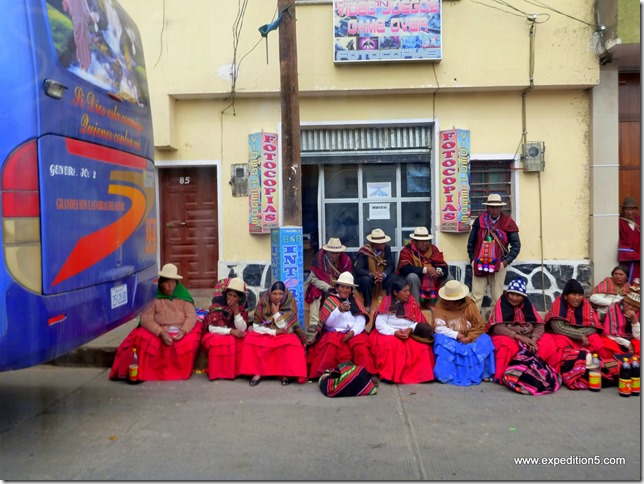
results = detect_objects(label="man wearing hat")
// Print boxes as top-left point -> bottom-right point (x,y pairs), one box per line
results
602,284 -> 640,359
304,237 -> 353,332
397,226 -> 448,307
618,196 -> 640,283
467,193 -> 521,311
353,228 -> 395,312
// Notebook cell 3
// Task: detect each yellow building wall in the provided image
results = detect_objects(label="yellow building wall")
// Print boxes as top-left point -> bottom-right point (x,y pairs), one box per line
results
120,0 -> 600,269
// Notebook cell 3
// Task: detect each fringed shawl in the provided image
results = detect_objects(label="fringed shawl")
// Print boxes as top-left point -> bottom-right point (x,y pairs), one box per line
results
475,212 -> 519,258
206,278 -> 248,328
545,295 -> 602,330
254,287 -> 300,332
320,294 -> 369,325
305,249 -> 352,303
358,243 -> 388,274
373,295 -> 428,324
486,293 -> 542,332
434,297 -> 485,338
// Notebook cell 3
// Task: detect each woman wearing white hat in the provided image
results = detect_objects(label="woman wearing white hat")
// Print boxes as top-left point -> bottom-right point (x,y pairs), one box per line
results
307,272 -> 377,381
304,237 -> 353,332
201,277 -> 249,381
432,280 -> 495,386
110,263 -> 201,381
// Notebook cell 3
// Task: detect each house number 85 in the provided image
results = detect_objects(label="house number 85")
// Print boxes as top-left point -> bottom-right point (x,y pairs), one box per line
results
179,177 -> 191,185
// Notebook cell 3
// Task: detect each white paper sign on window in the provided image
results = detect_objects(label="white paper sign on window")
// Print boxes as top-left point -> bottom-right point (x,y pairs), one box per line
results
366,182 -> 391,198
369,203 -> 390,220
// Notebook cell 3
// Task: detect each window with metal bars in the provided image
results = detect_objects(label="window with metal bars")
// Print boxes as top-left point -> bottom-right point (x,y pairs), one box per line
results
469,159 -> 513,219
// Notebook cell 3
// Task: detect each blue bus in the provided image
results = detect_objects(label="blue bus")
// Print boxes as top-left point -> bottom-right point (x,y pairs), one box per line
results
0,0 -> 157,371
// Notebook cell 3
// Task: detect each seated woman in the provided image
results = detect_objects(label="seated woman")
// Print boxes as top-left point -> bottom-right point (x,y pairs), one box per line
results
540,279 -> 605,372
201,277 -> 248,381
240,281 -> 307,386
369,276 -> 435,384
589,265 -> 630,322
109,264 -> 201,381
602,284 -> 640,359
432,280 -> 495,386
486,278 -> 556,382
306,272 -> 377,381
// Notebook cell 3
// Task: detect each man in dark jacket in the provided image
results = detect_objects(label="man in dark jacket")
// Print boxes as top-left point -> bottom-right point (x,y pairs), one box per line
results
353,228 -> 395,311
467,193 -> 521,311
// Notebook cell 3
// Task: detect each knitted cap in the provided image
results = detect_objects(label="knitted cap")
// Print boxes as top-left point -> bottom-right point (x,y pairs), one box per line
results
624,285 -> 641,309
562,279 -> 584,296
506,278 -> 527,297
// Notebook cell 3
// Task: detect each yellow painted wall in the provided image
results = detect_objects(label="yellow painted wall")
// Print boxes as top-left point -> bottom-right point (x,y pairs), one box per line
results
119,0 -> 600,270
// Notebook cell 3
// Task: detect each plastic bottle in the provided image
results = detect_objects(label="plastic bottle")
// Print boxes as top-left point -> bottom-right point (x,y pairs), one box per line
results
631,356 -> 640,397
127,347 -> 141,385
588,352 -> 601,392
618,357 -> 631,397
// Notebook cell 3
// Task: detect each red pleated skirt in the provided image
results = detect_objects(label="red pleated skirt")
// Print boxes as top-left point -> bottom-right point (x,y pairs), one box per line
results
536,332 -> 606,373
369,330 -> 435,384
601,336 -> 640,361
201,332 -> 245,380
307,331 -> 376,379
109,322 -> 203,381
490,334 -> 520,381
239,331 -> 307,383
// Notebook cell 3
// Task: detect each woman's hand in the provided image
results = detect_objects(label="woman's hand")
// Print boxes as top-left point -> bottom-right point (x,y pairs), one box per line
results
230,328 -> 246,338
271,302 -> 280,315
172,330 -> 186,342
159,330 -> 174,346
343,330 -> 355,342
394,328 -> 410,340
457,333 -> 474,344
517,334 -> 538,352
340,300 -> 351,312
229,302 -> 240,316
580,334 -> 589,347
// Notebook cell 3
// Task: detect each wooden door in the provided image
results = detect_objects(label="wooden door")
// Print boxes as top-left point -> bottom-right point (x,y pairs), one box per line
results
619,72 -> 641,204
160,167 -> 218,289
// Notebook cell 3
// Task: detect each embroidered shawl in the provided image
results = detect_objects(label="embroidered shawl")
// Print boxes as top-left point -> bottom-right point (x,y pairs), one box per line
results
358,243 -> 388,275
254,287 -> 300,332
545,295 -> 602,330
373,295 -> 428,325
320,294 -> 369,326
433,297 -> 485,339
591,276 -> 629,298
206,278 -> 249,328
474,212 -> 519,259
486,293 -> 542,332
603,302 -> 638,338
397,241 -> 447,300
305,249 -> 352,303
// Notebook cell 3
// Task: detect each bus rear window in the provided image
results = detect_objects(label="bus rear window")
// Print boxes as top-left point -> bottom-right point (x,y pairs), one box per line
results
45,0 -> 149,107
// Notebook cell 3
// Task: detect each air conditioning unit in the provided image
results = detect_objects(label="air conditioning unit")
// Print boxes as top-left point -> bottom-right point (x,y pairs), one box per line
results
522,141 -> 545,172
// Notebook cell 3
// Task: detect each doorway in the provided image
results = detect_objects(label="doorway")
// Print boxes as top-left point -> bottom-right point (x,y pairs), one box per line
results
159,167 -> 218,289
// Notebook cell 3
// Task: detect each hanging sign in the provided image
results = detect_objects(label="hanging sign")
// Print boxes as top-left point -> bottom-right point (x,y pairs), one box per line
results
439,129 -> 470,233
333,0 -> 442,63
248,132 -> 280,234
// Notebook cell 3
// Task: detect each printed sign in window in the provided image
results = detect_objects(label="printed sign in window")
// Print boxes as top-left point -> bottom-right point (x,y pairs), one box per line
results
369,203 -> 390,220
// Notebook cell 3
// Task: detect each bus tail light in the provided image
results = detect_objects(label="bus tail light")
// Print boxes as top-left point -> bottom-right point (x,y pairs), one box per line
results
1,140 -> 42,293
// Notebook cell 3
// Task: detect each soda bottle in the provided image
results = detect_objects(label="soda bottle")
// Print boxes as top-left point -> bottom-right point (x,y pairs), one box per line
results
618,357 -> 631,397
588,353 -> 601,392
127,347 -> 141,385
632,356 -> 640,397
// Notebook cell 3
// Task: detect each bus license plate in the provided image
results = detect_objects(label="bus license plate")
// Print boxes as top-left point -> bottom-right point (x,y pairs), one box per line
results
111,284 -> 128,309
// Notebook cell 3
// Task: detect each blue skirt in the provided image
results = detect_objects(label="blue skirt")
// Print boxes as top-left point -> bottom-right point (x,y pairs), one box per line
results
433,333 -> 496,386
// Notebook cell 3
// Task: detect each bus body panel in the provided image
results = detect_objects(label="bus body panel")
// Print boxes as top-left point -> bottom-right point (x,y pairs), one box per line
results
0,0 -> 158,371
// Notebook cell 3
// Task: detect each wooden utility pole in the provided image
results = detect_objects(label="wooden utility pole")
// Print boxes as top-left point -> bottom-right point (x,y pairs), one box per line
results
278,0 -> 302,226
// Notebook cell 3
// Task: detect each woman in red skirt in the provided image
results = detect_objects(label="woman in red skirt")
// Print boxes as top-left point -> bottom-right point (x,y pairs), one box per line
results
539,279 -> 605,372
306,272 -> 377,381
240,281 -> 307,386
109,264 -> 201,381
369,277 -> 435,384
201,277 -> 248,380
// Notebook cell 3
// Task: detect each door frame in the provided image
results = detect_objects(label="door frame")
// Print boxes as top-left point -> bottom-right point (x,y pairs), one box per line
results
154,160 -> 222,275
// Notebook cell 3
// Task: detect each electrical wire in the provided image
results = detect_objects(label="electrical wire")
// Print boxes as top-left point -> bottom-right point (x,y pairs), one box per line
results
521,0 -> 598,29
153,0 -> 166,68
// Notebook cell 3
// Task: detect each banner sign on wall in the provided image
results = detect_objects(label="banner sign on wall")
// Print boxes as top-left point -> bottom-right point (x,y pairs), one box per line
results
439,129 -> 470,233
333,0 -> 442,63
271,227 -> 304,324
248,132 -> 280,234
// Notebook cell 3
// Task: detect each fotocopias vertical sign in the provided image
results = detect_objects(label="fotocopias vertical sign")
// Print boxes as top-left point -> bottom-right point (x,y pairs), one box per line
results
439,129 -> 470,233
248,132 -> 280,233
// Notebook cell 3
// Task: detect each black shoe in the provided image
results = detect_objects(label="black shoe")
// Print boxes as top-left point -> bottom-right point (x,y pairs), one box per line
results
249,376 -> 261,387
281,377 -> 291,386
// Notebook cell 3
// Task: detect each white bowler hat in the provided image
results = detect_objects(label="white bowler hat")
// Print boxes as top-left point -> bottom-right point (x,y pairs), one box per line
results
225,277 -> 246,294
335,271 -> 357,287
323,237 -> 347,252
158,263 -> 183,280
366,228 -> 391,244
438,280 -> 470,301
410,227 -> 433,241
482,193 -> 507,206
